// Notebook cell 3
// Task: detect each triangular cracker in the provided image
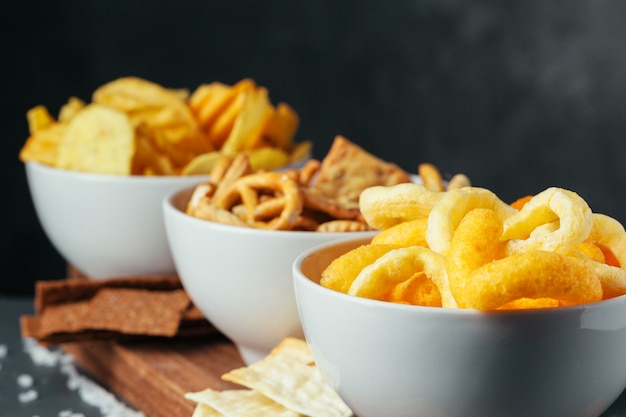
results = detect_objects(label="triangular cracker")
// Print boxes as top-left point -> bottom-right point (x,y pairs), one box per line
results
221,338 -> 352,417
310,135 -> 411,209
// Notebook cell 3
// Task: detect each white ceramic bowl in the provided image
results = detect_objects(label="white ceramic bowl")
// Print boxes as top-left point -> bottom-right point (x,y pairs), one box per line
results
293,237 -> 626,417
25,161 -> 206,279
162,186 -> 378,364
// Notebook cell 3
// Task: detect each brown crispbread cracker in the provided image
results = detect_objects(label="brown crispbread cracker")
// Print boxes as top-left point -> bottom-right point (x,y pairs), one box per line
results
35,275 -> 183,313
309,135 -> 411,210
22,276 -> 216,346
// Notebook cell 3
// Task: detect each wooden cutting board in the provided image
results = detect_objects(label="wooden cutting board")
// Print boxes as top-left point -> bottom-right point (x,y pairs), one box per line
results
60,267 -> 246,416
62,333 -> 245,417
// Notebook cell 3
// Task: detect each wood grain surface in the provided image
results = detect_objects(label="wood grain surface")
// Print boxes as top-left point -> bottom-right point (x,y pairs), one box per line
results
63,334 -> 245,417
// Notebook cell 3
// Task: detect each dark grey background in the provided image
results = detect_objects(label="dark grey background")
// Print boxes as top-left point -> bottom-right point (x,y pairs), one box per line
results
4,0 -> 626,295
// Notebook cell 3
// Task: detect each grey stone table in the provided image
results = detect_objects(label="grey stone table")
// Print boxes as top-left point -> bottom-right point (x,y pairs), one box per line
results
0,296 -> 143,417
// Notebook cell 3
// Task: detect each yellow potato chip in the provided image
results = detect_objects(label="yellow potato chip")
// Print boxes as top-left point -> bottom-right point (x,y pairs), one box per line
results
56,104 -> 135,175
181,151 -> 226,176
221,86 -> 273,155
221,338 -> 352,417
247,147 -> 289,171
26,105 -> 55,134
204,79 -> 257,148
93,76 -> 211,168
189,81 -> 238,127
288,140 -> 313,164
58,96 -> 86,122
185,388 -> 300,417
19,123 -> 65,166
132,132 -> 176,176
263,102 -> 299,149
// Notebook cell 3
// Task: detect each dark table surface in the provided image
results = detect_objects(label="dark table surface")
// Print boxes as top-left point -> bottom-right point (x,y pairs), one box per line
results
0,296 -> 144,417
2,295 -> 626,417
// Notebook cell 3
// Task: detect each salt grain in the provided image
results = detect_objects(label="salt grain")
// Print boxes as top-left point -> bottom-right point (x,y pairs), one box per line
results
22,338 -> 145,417
18,389 -> 39,403
22,338 -> 60,367
18,373 -> 34,388
0,343 -> 8,358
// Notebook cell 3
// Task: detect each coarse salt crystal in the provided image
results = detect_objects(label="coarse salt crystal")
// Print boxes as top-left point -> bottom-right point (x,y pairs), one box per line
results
22,338 -> 145,417
0,343 -> 8,358
22,338 -> 60,367
18,373 -> 34,388
18,389 -> 38,403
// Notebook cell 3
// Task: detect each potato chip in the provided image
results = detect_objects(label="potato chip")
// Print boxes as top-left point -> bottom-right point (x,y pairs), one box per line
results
263,102 -> 299,149
288,140 -> 313,164
56,104 -> 135,175
221,338 -> 352,417
181,151 -> 226,176
26,105 -> 55,134
189,81 -> 235,127
247,147 -> 289,171
93,76 -> 211,168
58,96 -> 86,122
203,79 -> 256,148
19,122 -> 65,166
221,86 -> 273,156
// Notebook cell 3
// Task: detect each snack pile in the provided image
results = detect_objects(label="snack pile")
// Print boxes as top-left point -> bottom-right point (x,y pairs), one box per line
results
185,338 -> 354,417
185,135 -> 470,232
321,183 -> 626,311
19,77 -> 310,175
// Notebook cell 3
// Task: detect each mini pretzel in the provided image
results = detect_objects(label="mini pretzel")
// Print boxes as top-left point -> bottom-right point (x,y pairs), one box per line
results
447,173 -> 471,190
418,163 -> 444,192
211,153 -> 253,208
214,172 -> 303,230
232,195 -> 287,221
298,159 -> 321,187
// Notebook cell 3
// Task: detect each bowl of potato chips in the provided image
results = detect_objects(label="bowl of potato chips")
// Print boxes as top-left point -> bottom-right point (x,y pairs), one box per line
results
293,182 -> 626,417
20,76 -> 311,278
25,161 -> 206,278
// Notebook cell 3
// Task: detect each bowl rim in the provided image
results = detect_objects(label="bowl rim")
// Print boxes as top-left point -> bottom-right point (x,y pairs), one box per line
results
292,235 -> 626,317
24,160 -> 209,183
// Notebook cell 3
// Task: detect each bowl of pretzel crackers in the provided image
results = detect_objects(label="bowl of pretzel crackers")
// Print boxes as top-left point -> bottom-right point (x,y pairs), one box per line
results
293,182 -> 626,417
20,76 -> 310,279
163,136 -> 441,364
